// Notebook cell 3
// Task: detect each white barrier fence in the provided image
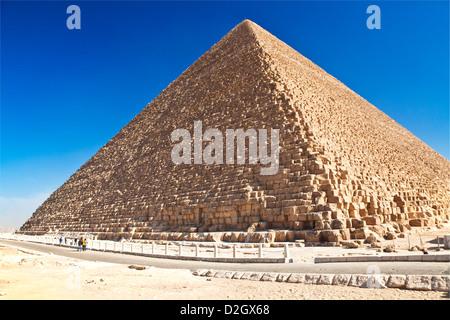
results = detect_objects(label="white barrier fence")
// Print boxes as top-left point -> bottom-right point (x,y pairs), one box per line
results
0,233 -> 292,263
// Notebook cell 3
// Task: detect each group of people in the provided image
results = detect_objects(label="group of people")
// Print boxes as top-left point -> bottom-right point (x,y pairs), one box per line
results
58,236 -> 87,251
77,237 -> 87,251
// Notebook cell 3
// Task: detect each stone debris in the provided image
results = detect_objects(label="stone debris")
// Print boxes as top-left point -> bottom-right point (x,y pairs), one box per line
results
128,265 -> 147,271
195,269 -> 449,292
17,20 -> 450,245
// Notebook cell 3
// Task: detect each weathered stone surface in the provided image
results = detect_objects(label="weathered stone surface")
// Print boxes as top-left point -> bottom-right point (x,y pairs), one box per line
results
276,273 -> 292,282
431,275 -> 449,292
332,274 -> 351,286
287,274 -> 305,283
239,272 -> 253,280
222,271 -> 236,279
213,271 -> 226,278
204,270 -> 216,278
405,275 -> 432,291
316,274 -> 335,285
248,272 -> 264,281
348,275 -> 370,287
304,274 -> 320,285
194,269 -> 209,276
386,275 -> 407,288
232,272 -> 245,280
305,231 -> 322,243
17,20 -> 450,244
360,275 -> 388,289
261,273 -> 278,282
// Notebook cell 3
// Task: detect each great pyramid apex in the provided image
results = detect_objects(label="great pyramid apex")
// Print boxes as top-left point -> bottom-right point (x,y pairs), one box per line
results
18,20 -> 450,244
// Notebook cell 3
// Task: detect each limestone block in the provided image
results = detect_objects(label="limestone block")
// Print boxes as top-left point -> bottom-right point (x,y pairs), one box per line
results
316,274 -> 334,285
348,275 -> 370,287
321,230 -> 342,242
261,273 -> 278,282
386,275 -> 407,288
409,219 -> 424,227
331,219 -> 346,229
405,275 -> 432,291
276,273 -> 291,282
351,218 -> 366,228
222,271 -> 236,279
248,272 -> 264,281
304,274 -> 320,284
287,274 -> 305,283
305,230 -> 322,242
332,274 -> 351,286
232,272 -> 245,279
362,215 -> 382,226
431,275 -> 449,292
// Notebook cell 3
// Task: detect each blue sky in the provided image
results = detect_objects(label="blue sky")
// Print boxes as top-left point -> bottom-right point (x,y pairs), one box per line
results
1,1 -> 449,228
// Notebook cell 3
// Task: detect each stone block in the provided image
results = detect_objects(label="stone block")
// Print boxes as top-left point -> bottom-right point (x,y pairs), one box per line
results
351,218 -> 366,228
232,272 -> 245,279
332,274 -> 351,286
331,219 -> 346,229
316,274 -> 334,285
222,271 -> 236,279
409,219 -> 424,227
276,273 -> 292,282
305,230 -> 322,243
386,275 -> 407,288
405,275 -> 432,291
321,230 -> 342,242
287,274 -> 305,283
249,272 -> 264,281
431,275 -> 449,292
304,274 -> 320,284
261,273 -> 278,282
348,275 -> 369,287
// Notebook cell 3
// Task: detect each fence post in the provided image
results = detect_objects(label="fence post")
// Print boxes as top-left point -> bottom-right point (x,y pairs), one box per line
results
195,244 -> 199,257
258,243 -> 263,258
233,244 -> 237,258
214,244 -> 218,258
284,243 -> 290,259
179,243 -> 183,256
152,242 -> 155,254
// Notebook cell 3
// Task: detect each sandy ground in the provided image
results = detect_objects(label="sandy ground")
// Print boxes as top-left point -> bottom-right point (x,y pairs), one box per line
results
0,245 -> 447,300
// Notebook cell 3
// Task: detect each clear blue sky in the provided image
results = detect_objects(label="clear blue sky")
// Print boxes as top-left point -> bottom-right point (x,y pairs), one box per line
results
1,1 -> 449,228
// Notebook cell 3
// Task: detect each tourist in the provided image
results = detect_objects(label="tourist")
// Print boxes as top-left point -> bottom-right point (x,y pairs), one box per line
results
77,238 -> 82,251
59,237 -> 62,247
82,238 -> 87,251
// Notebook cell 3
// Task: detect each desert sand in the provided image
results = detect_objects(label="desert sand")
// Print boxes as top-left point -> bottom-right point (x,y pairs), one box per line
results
0,245 -> 447,300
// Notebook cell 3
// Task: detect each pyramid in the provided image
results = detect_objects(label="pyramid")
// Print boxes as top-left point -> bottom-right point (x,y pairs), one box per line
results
19,20 -> 450,244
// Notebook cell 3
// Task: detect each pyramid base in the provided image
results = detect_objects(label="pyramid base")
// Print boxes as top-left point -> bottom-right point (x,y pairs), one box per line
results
18,223 -> 446,248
